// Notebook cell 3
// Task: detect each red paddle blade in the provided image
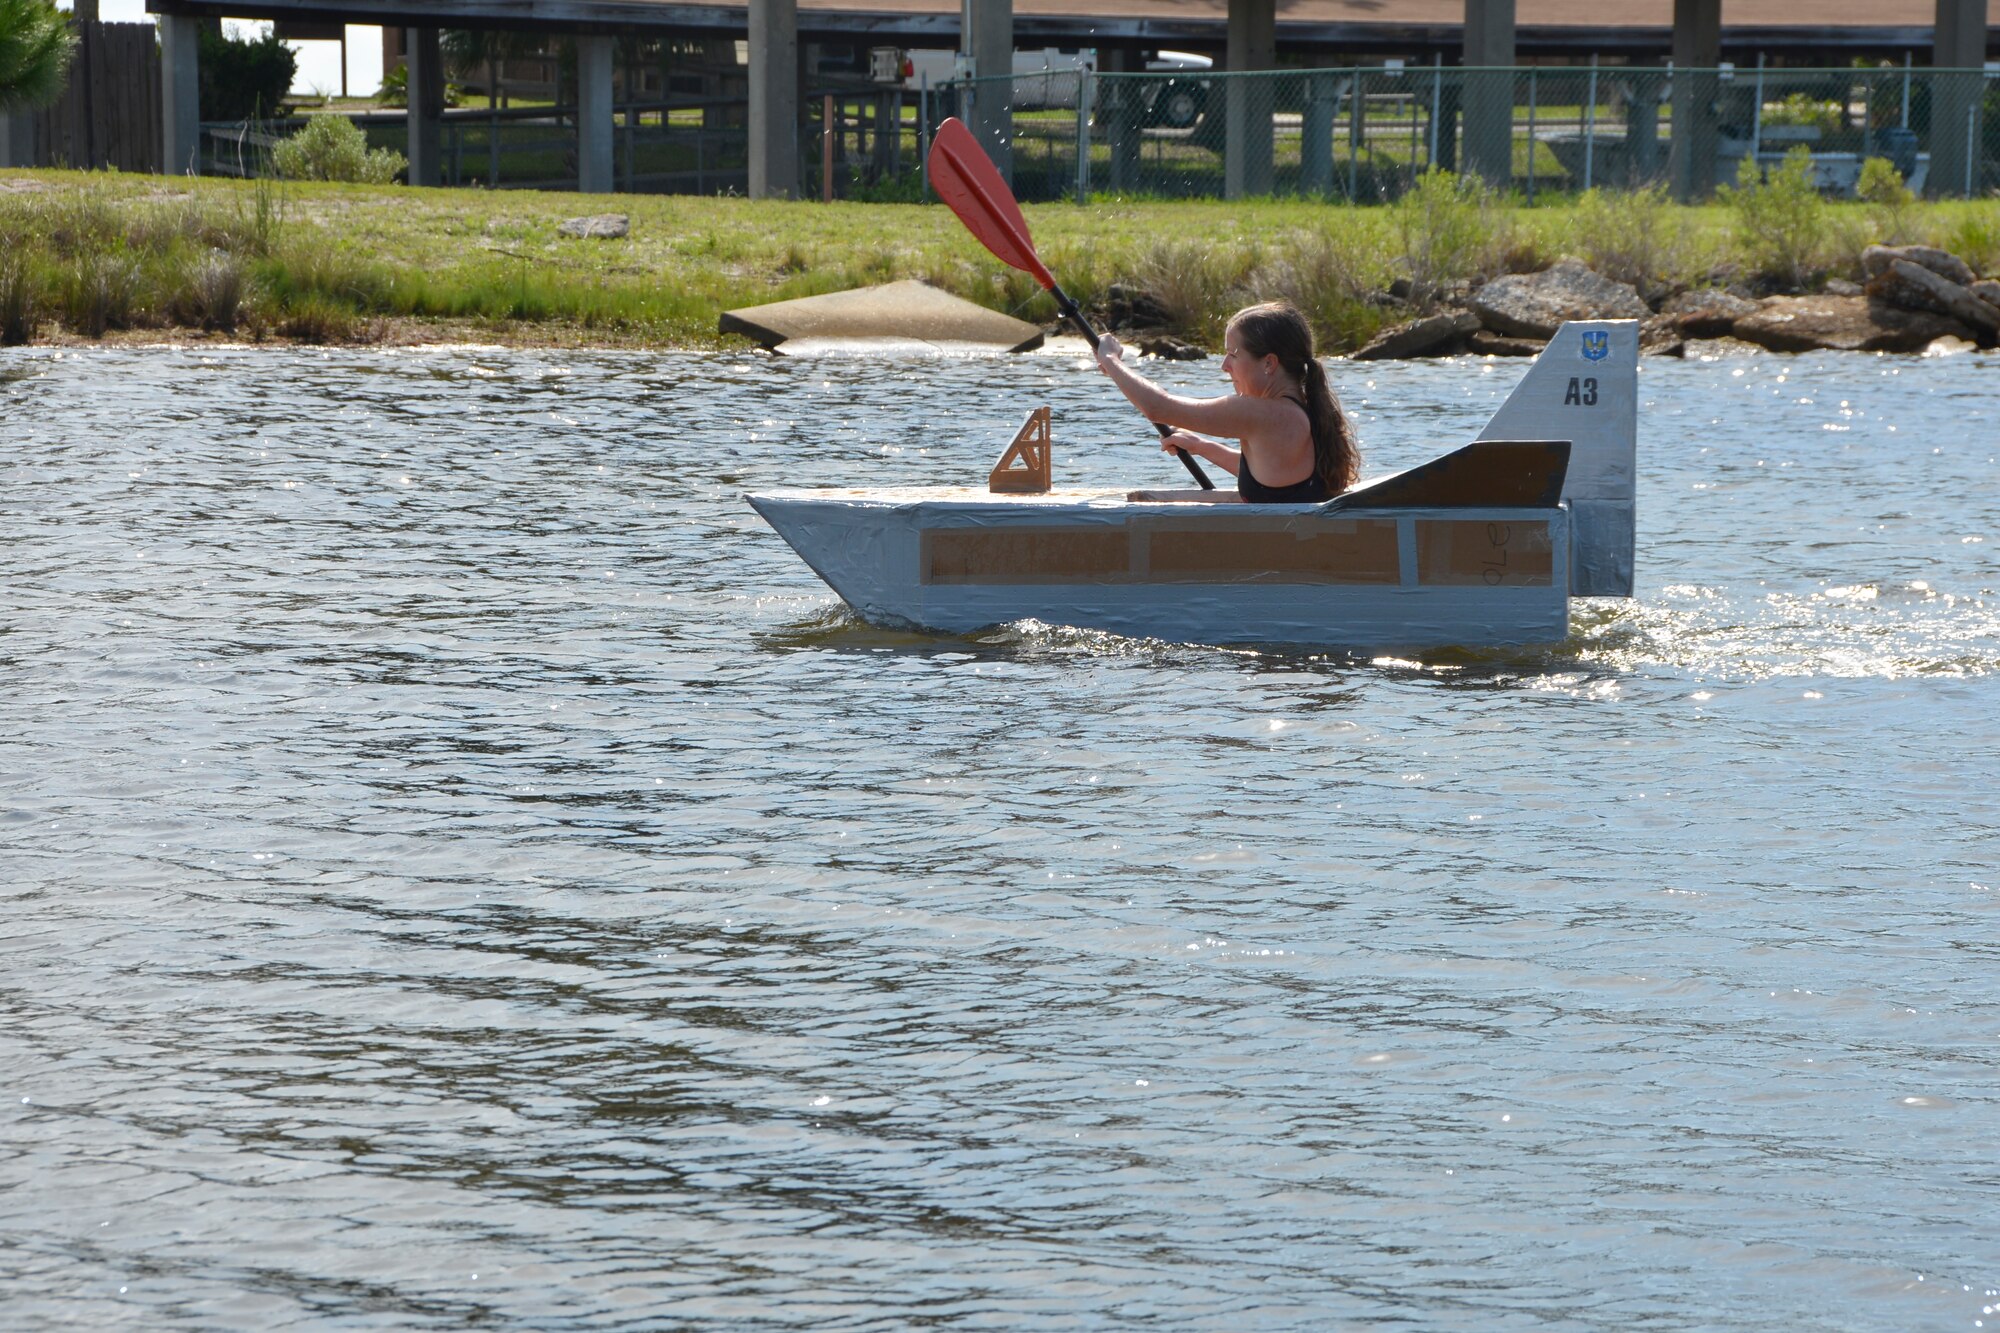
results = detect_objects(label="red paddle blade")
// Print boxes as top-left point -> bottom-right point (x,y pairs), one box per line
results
927,117 -> 1056,290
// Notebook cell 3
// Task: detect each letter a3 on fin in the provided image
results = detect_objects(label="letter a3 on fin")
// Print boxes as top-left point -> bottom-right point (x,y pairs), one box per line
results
1478,320 -> 1638,597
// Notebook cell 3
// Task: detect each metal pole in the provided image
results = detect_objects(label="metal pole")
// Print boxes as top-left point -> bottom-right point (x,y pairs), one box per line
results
822,92 -> 834,202
1902,53 -> 1911,129
1583,53 -> 1598,191
1751,53 -> 1764,163
1429,54 -> 1442,169
1969,101 -> 1978,197
1349,70 -> 1362,199
1075,68 -> 1092,204
919,70 -> 930,195
1526,67 -> 1536,204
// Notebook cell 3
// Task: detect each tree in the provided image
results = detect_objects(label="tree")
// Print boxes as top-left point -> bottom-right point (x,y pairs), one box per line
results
199,22 -> 296,123
0,0 -> 75,112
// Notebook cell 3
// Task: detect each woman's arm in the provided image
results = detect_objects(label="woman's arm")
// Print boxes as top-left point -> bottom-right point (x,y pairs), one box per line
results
1162,430 -> 1241,476
1095,337 -> 1294,440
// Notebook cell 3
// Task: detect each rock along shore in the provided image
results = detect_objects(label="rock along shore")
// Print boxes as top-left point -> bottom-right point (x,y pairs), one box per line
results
1101,244 -> 2000,363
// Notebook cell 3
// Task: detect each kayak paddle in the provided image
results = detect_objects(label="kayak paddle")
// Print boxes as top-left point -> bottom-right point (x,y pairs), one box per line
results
925,117 -> 1215,491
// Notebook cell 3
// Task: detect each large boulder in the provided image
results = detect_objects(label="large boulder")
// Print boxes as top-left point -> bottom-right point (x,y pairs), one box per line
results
1860,244 -> 1976,288
1470,258 -> 1649,339
1732,294 -> 1973,353
1973,279 -> 2000,310
1658,288 -> 1761,338
1351,310 -> 1479,361
1865,258 -> 2000,338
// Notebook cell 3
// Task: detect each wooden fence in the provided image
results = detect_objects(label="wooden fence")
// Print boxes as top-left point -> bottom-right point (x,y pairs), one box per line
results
33,21 -> 161,173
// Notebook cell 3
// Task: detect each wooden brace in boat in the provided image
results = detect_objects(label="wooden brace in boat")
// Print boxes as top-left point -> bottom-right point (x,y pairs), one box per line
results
988,406 -> 1052,493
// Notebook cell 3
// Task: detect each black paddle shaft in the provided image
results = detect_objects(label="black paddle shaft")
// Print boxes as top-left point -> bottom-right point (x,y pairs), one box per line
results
1048,285 -> 1215,491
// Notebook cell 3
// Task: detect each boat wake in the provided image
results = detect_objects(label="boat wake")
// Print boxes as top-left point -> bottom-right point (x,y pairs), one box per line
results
1571,582 -> 2000,680
757,583 -> 1999,685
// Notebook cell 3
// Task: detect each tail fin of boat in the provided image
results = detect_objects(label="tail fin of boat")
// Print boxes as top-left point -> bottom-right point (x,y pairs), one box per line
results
1476,320 -> 1638,597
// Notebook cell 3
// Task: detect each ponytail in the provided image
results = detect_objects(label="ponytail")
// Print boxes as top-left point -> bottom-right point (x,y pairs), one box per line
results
1300,357 -> 1361,494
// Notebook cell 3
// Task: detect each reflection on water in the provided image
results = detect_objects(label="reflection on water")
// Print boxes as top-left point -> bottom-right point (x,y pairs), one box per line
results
2,345 -> 1997,1330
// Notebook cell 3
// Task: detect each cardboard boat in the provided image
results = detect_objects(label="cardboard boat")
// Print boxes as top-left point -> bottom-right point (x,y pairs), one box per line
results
748,319 -> 1637,650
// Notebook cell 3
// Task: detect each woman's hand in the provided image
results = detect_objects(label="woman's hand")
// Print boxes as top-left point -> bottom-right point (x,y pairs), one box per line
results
1094,334 -> 1125,373
1160,429 -> 1204,459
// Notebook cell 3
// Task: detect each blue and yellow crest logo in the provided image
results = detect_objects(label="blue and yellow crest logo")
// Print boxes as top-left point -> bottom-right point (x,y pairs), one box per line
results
1580,330 -> 1610,362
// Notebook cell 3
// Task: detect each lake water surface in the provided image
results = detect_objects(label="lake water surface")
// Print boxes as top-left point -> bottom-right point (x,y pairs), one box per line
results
2,343 -> 1997,1330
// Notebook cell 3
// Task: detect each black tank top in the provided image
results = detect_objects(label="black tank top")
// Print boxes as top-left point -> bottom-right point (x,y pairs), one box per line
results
1236,396 -> 1330,504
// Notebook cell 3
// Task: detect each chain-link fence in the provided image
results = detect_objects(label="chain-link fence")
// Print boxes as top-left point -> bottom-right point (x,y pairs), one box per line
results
201,104 -> 749,192
926,64 -> 2000,203
196,65 -> 1998,202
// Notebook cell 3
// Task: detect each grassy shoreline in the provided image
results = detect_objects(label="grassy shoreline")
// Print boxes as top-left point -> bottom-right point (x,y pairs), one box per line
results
3,168 -> 1997,354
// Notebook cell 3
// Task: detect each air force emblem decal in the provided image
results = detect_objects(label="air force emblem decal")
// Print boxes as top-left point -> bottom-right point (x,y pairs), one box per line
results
1580,330 -> 1610,362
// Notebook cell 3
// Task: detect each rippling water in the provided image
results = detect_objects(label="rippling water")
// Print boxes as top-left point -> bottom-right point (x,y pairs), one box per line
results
3,343 -> 1997,1330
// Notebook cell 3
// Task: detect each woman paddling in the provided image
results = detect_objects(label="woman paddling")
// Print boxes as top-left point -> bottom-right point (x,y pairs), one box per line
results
1096,301 -> 1360,503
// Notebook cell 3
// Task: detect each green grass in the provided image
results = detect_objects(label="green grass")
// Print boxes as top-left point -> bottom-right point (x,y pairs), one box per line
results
0,167 -> 1995,352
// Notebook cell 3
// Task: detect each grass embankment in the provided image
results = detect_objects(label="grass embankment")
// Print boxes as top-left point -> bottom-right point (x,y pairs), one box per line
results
2,168 -> 1997,352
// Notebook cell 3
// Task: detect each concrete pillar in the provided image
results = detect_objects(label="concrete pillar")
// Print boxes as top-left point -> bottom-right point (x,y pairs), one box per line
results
1224,0 -> 1275,198
1930,0 -> 1990,196
962,0 -> 1013,179
1300,69 -> 1338,194
1102,48 -> 1141,192
749,0 -> 800,196
1462,0 -> 1515,185
1624,71 -> 1664,185
577,34 -> 615,193
159,12 -> 201,176
1668,0 -> 1721,201
1433,72 -> 1462,172
406,28 -> 444,186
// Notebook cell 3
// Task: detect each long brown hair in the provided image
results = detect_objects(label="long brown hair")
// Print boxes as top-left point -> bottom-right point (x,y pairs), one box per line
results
1227,302 -> 1361,494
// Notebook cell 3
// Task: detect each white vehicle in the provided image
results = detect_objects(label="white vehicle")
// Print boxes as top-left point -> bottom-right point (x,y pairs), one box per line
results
904,47 -> 1095,108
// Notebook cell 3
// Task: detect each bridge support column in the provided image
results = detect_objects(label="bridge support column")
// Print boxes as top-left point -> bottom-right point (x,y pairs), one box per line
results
406,27 -> 444,186
577,34 -> 615,193
1930,0 -> 1990,196
1668,0 -> 1720,200
1224,0 -> 1274,198
1462,0 -> 1515,186
749,0 -> 799,196
160,12 -> 200,175
962,0 -> 1013,180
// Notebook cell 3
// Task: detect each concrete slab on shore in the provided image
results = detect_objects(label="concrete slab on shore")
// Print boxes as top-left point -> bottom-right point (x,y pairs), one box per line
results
720,279 -> 1044,354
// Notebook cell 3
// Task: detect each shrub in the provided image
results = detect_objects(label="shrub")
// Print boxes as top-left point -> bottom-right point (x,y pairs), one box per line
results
170,251 -> 247,331
273,115 -> 407,184
0,254 -> 40,344
60,251 -> 139,337
1855,157 -> 1919,245
1941,206 -> 2000,278
1759,92 -> 1841,134
1572,184 -> 1690,297
273,294 -> 360,343
1132,236 -> 1258,344
199,22 -> 296,123
1719,145 -> 1828,289
1393,167 -> 1492,310
1249,222 -> 1391,352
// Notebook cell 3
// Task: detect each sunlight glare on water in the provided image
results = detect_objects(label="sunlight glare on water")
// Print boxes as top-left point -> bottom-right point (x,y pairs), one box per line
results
1,344 -> 1997,1331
